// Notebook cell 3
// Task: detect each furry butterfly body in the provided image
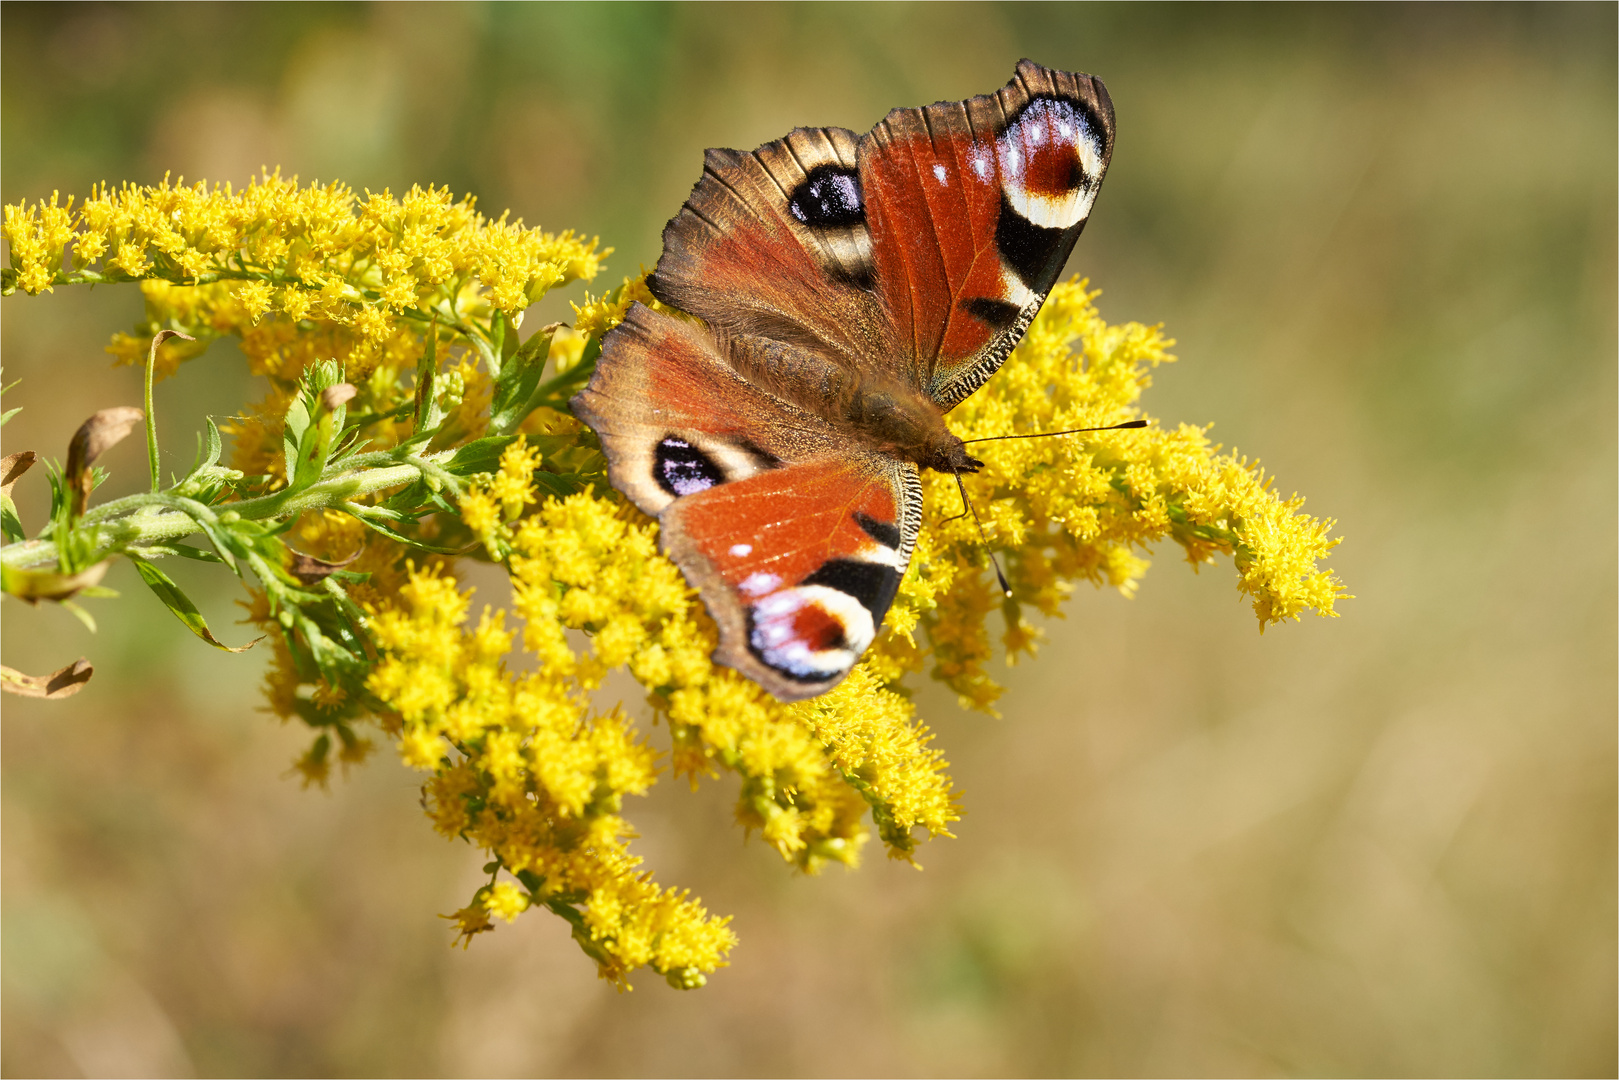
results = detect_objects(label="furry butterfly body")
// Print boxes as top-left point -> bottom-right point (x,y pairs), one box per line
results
573,59 -> 1115,701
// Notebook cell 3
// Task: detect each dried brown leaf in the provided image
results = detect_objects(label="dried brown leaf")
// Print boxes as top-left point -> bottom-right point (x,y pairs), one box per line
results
320,383 -> 358,411
66,406 -> 144,516
0,657 -> 93,699
286,547 -> 362,585
1,451 -> 37,500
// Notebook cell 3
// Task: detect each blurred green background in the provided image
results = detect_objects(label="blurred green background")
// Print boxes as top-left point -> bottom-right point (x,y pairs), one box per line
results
2,3 -> 1613,1076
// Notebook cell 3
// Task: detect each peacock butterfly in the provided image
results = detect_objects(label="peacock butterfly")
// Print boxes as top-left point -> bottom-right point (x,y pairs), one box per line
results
572,59 -> 1116,701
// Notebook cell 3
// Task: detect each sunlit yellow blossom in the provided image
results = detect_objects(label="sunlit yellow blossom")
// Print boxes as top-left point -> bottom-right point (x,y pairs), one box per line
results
7,171 -> 1345,989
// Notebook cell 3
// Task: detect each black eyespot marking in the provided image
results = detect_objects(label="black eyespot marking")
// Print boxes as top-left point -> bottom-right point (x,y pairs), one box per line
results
960,296 -> 1022,331
788,166 -> 865,228
801,559 -> 901,624
655,436 -> 724,497
854,512 -> 902,550
996,191 -> 1069,292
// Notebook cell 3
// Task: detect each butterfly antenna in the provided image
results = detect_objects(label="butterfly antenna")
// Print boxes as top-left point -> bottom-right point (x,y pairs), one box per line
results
962,418 -> 1147,445
954,471 -> 1013,598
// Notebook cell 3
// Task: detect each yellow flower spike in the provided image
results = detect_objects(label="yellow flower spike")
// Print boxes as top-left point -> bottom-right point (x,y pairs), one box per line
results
9,176 -> 1347,983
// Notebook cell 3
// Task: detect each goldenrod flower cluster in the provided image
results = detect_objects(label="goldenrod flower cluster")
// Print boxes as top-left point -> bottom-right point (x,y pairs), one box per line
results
3,172 -> 1345,989
4,176 -> 603,464
4,173 -> 603,316
353,279 -> 1342,987
895,282 -> 1347,711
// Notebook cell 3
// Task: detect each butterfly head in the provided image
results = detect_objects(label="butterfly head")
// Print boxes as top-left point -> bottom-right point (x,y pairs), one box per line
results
920,433 -> 984,477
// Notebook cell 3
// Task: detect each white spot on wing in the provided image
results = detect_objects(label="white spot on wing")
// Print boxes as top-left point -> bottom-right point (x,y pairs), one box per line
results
741,572 -> 780,598
933,163 -> 947,185
729,543 -> 753,558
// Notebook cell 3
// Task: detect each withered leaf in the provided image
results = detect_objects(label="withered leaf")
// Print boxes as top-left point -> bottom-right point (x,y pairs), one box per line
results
286,547 -> 362,585
1,450 -> 37,500
320,383 -> 358,412
1,560 -> 109,603
0,657 -> 93,699
66,406 -> 144,517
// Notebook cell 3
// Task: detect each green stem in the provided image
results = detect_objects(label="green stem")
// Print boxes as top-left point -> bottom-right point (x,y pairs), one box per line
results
145,336 -> 160,492
2,458 -> 436,571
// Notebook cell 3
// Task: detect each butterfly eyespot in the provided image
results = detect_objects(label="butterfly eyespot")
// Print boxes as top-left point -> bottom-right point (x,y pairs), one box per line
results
788,166 -> 864,228
741,571 -> 781,597
656,436 -> 724,497
746,585 -> 873,684
800,558 -> 901,624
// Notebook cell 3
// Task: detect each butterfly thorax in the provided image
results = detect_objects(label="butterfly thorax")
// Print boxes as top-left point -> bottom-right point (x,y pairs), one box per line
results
726,333 -> 981,475
842,378 -> 983,474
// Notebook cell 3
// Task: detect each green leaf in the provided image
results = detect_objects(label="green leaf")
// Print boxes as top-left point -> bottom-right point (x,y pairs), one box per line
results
488,323 -> 561,437
139,542 -> 225,564
348,511 -> 471,554
59,599 -> 97,634
441,435 -> 519,477
288,379 -> 355,492
411,326 -> 445,440
194,417 -> 223,473
130,556 -> 260,652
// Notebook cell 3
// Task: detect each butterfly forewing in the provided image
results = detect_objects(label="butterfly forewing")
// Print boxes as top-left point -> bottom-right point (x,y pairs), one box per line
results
861,59 -> 1115,408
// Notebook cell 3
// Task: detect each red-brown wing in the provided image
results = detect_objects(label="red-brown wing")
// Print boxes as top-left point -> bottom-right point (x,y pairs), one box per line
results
571,304 -> 921,701
861,59 -> 1116,408
646,60 -> 1114,409
662,454 -> 919,701
646,126 -> 899,384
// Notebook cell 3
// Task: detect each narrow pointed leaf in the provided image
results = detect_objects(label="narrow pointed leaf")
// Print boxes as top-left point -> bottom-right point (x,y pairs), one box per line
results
130,556 -> 259,652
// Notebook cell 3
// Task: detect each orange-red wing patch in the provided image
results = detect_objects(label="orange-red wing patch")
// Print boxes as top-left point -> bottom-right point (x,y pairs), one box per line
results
670,457 -> 899,594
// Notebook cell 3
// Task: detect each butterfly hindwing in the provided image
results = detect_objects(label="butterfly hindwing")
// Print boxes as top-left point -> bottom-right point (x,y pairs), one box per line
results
573,303 -> 835,518
662,454 -> 920,701
574,303 -> 921,701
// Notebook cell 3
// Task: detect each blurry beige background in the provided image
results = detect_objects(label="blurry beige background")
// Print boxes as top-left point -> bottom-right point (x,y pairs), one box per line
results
2,3 -> 1614,1076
